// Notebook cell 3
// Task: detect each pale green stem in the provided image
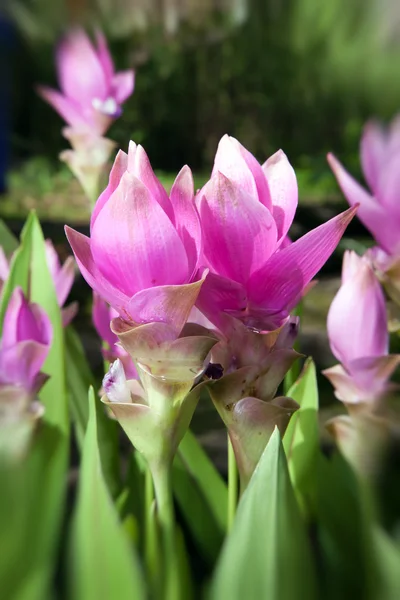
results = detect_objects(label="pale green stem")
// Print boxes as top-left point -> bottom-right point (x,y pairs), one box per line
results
151,462 -> 181,600
144,466 -> 160,599
227,434 -> 238,530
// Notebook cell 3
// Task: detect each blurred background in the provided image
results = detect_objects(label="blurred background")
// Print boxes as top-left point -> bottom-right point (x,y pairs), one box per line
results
1,0 -> 400,448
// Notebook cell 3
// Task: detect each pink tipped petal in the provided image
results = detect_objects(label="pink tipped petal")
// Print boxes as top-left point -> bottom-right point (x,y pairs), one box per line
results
103,359 -> 131,403
65,226 -> 130,312
37,86 -> 89,129
112,71 -> 135,104
170,166 -> 202,275
91,150 -> 128,228
127,278 -> 206,335
328,153 -> 400,255
91,173 -> 189,296
348,355 -> 400,398
360,121 -> 386,194
53,256 -> 75,307
200,172 -> 278,285
127,143 -> 173,220
95,30 -> 114,84
57,29 -> 107,105
93,293 -> 117,347
1,287 -> 24,348
212,135 -> 259,200
249,206 -> 357,311
0,341 -> 49,391
322,364 -> 364,404
262,150 -> 298,241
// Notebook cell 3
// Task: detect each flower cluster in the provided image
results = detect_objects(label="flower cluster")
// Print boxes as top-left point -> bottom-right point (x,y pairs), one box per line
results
66,135 -> 355,486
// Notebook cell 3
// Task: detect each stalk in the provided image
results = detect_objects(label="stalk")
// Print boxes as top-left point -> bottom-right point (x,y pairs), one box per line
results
227,435 -> 238,530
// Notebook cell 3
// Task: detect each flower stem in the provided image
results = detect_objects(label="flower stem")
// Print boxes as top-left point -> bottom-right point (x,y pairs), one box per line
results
227,434 -> 238,530
152,462 -> 180,600
144,465 -> 160,598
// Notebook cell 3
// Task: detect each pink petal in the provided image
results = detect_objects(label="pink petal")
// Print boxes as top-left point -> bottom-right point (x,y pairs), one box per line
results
37,86 -> 89,129
65,226 -> 130,313
103,359 -> 131,403
360,121 -> 386,194
249,206 -> 357,311
170,166 -> 202,276
127,277 -> 206,335
195,271 -> 248,331
61,302 -> 78,327
212,135 -> 259,200
231,137 -> 272,210
327,252 -> 387,366
0,340 -> 50,391
328,153 -> 400,255
348,355 -> 400,398
1,288 -> 51,349
91,173 -> 189,296
262,150 -> 298,242
112,71 -> 135,104
127,143 -> 174,220
377,154 -> 400,218
322,364 -> 365,404
92,293 -> 117,347
54,256 -> 75,307
57,29 -> 107,105
95,30 -> 114,84
199,172 -> 278,285
91,149 -> 128,228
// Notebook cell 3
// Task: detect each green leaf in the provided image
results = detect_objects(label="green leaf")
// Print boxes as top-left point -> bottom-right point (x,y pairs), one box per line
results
283,357 -> 319,510
173,429 -> 227,562
0,212 -> 69,599
210,429 -> 317,600
373,527 -> 400,600
65,326 -> 120,496
69,388 -> 146,600
0,219 -> 18,254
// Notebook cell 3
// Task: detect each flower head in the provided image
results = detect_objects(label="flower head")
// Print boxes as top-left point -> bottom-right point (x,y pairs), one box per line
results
196,135 -> 356,331
38,29 -> 135,136
66,142 -> 203,333
323,251 -> 400,406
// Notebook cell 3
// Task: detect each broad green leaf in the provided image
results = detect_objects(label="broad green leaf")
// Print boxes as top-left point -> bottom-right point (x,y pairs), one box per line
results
173,429 -> 227,561
283,357 -> 319,509
65,326 -> 120,496
210,429 -> 317,600
69,388 -> 146,600
0,219 -> 18,254
0,212 -> 69,599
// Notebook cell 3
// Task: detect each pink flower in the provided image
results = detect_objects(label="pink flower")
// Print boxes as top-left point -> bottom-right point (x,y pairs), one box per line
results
0,241 -> 76,327
328,116 -> 400,259
196,135 -> 356,331
0,287 -> 52,395
323,251 -> 400,405
66,142 -> 204,334
38,29 -> 135,136
92,293 -> 137,380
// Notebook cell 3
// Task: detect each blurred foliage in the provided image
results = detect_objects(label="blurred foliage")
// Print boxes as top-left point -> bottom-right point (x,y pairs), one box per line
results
6,0 -> 400,172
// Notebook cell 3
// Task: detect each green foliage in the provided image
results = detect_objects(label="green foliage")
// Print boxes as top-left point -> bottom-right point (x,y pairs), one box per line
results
0,212 -> 69,600
69,388 -> 146,600
210,429 -> 317,600
284,357 -> 319,512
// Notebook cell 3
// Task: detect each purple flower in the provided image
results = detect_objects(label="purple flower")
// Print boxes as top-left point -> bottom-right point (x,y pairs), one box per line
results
38,29 -> 135,136
328,117 -> 400,259
0,241 -> 76,327
66,142 -> 204,334
196,135 -> 356,331
323,251 -> 400,405
0,287 -> 52,396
